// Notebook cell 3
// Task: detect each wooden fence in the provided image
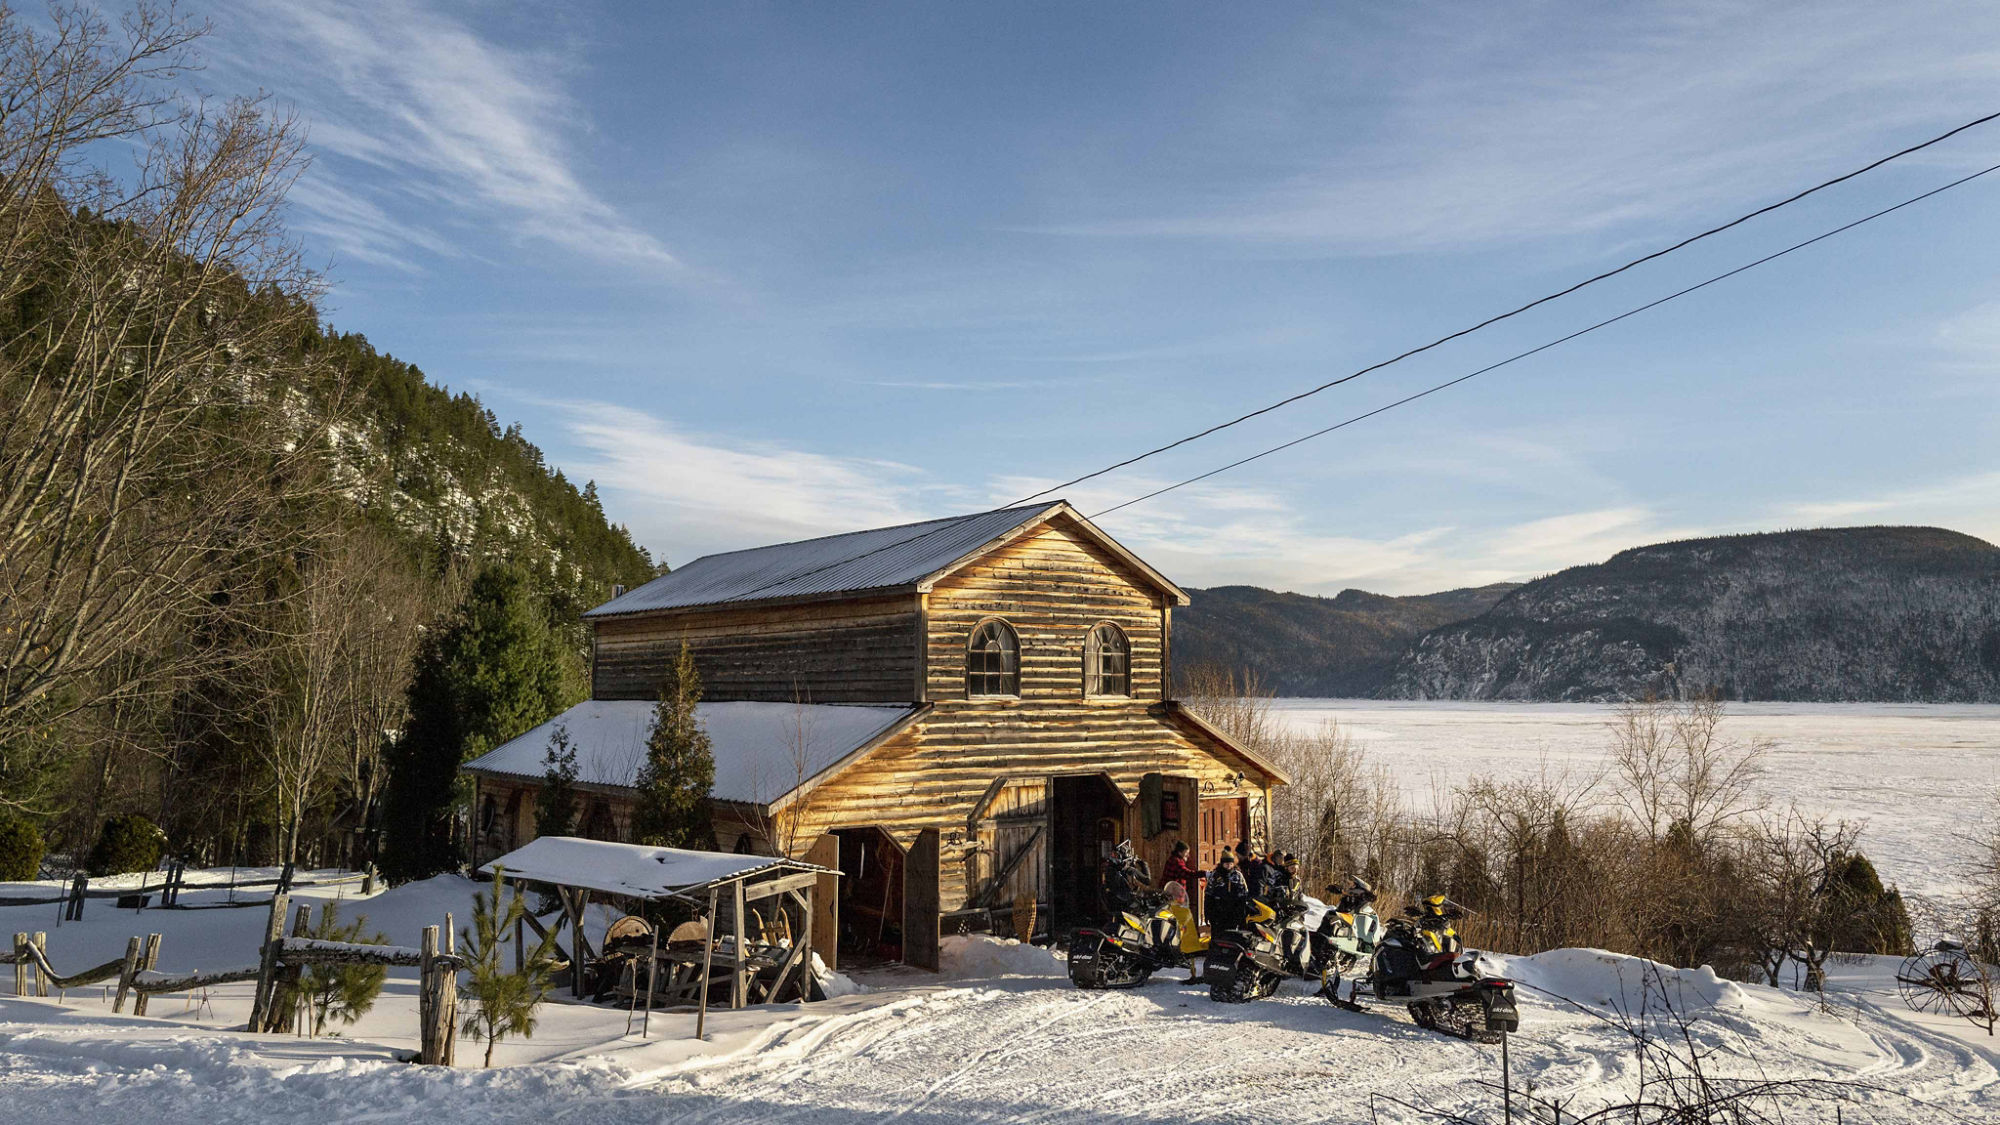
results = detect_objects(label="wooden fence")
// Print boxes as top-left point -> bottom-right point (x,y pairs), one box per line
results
3,889 -> 460,1065
0,863 -> 377,914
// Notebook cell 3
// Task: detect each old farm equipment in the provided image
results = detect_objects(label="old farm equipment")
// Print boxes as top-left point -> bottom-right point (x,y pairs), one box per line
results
1896,940 -> 1997,1031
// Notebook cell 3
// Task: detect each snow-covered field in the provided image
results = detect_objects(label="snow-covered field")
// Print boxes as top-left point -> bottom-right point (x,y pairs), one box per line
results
5,874 -> 2000,1123
3,705 -> 1995,1121
1270,701 -> 2000,907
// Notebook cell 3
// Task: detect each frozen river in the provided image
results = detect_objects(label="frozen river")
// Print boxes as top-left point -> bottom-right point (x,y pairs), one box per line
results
1268,700 -> 2000,908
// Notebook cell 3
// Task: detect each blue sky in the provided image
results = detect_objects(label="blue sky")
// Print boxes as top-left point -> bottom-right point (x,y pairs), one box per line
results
201,1 -> 2000,594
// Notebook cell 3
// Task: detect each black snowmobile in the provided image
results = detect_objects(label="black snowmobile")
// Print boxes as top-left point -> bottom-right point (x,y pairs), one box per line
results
1068,842 -> 1189,989
1204,896 -> 1289,1002
1332,893 -> 1520,1042
1208,879 -> 1383,1003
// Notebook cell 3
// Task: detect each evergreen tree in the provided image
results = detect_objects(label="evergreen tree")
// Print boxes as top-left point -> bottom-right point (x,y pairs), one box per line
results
460,865 -> 558,1067
299,903 -> 389,1037
630,644 -> 716,851
381,565 -> 583,880
534,724 -> 579,839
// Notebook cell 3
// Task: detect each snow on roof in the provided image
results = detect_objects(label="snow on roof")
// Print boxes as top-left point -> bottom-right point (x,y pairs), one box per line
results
461,699 -> 920,805
479,836 -> 835,900
585,504 -> 1057,616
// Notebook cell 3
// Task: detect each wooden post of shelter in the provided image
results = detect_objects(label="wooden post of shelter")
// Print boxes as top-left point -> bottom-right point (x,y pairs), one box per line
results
731,877 -> 748,1010
245,890 -> 289,1032
696,885 -> 719,1040
132,933 -> 162,1016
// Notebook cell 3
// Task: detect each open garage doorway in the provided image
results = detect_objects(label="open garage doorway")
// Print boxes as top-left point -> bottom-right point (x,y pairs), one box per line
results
831,827 -> 904,966
1049,774 -> 1127,935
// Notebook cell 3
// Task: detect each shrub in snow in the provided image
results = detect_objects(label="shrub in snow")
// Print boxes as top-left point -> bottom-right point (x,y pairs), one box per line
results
460,865 -> 560,1067
86,813 -> 164,876
0,809 -> 44,880
299,903 -> 390,1037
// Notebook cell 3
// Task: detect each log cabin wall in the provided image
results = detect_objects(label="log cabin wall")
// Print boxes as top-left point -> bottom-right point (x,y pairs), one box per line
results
923,516 -> 1167,703
591,594 -> 919,703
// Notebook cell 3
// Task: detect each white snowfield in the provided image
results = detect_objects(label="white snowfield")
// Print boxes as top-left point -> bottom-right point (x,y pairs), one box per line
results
4,875 -> 1999,1124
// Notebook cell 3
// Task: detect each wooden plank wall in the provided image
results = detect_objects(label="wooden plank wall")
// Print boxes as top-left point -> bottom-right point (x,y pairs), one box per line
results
924,518 -> 1167,703
592,595 -> 920,703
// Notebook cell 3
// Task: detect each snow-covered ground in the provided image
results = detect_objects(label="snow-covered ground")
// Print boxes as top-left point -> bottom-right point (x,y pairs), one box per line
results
4,874 -> 1999,1124
1270,701 -> 2000,908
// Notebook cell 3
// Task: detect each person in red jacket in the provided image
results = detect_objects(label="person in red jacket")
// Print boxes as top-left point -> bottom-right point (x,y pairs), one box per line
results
1160,840 -> 1199,905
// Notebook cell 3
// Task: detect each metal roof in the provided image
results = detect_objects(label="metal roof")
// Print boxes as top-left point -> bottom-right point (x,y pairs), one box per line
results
586,503 -> 1064,616
461,699 -> 922,804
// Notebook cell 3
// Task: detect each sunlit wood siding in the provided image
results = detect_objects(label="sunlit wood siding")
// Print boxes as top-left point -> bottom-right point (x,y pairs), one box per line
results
591,595 -> 920,703
923,516 -> 1169,703
780,701 -> 1272,912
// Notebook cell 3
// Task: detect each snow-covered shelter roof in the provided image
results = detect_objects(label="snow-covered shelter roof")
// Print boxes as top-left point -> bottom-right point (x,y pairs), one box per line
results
479,836 -> 834,900
584,501 -> 1186,617
461,699 -> 923,805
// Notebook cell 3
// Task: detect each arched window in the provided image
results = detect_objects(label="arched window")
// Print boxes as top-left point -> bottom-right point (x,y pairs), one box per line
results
966,618 -> 1020,698
1085,623 -> 1131,697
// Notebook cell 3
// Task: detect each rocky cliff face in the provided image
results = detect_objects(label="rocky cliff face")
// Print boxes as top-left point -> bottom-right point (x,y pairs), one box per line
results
1381,527 -> 2000,702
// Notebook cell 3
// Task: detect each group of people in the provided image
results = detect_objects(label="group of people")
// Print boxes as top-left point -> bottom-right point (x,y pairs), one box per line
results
1095,836 -> 1306,983
1164,839 -> 1298,931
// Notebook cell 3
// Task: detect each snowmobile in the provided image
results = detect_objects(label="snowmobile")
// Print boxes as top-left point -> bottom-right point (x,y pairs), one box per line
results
1068,843 -> 1189,989
1204,897 -> 1288,1002
1207,878 -> 1383,1003
1330,893 -> 1520,1043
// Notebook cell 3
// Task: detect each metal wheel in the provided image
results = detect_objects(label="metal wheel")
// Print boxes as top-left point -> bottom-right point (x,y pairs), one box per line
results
1896,944 -> 1991,1018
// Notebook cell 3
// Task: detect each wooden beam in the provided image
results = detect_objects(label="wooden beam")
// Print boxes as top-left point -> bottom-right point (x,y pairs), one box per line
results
964,777 -> 1009,837
743,871 -> 820,903
731,878 -> 748,1010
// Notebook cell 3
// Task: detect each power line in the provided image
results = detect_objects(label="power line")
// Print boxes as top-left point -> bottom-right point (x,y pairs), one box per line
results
712,117 -> 2000,601
1088,159 -> 2000,520
1014,109 -> 2000,507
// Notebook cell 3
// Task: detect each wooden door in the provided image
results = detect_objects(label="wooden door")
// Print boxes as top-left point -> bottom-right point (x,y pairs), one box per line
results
804,832 -> 840,971
904,828 -> 941,971
1198,797 -> 1246,869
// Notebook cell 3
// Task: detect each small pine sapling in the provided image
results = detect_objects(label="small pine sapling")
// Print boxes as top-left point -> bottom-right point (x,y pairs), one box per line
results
460,865 -> 558,1066
535,723 -> 580,838
299,903 -> 389,1037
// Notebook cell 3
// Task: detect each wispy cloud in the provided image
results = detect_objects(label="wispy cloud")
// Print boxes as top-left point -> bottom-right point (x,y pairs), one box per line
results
1779,472 -> 2000,543
225,0 -> 675,272
1035,3 -> 2000,252
551,401 -> 940,563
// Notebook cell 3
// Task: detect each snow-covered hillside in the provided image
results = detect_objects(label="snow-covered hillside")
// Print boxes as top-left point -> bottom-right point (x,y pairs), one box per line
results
3,876 -> 1996,1124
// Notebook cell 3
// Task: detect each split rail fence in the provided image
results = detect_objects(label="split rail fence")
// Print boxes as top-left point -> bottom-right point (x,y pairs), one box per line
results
3,888 -> 461,1065
0,862 -> 377,916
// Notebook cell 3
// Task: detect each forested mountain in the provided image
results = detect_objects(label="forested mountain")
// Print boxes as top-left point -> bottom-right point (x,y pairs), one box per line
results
1174,583 -> 1518,696
314,329 -> 658,620
0,8 -> 658,871
1381,527 -> 2000,702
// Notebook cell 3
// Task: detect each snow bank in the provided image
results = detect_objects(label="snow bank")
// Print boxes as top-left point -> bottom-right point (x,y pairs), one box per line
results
937,935 -> 1063,980
1491,947 -> 1749,1017
810,953 -> 867,998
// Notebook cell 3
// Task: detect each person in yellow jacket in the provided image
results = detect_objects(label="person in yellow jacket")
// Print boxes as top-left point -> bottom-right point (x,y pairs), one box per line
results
1162,880 -> 1207,982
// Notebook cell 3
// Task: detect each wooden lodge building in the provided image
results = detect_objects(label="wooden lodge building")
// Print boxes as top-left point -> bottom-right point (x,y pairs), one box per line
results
462,501 -> 1286,971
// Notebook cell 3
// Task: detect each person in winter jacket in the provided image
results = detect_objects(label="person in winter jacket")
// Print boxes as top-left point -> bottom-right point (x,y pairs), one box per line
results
1160,841 -> 1199,905
1161,880 -> 1207,981
1267,853 -> 1297,897
1100,840 -> 1149,915
1237,842 -> 1270,904
1205,851 -> 1252,931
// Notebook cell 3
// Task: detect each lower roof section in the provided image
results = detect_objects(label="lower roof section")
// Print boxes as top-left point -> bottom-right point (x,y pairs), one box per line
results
461,699 -> 924,805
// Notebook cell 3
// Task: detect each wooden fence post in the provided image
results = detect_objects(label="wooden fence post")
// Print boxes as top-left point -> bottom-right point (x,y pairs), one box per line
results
31,932 -> 47,996
245,890 -> 289,1032
419,924 -> 445,1065
113,936 -> 143,1013
273,903 -> 312,1034
440,918 -> 458,1067
11,933 -> 24,996
132,934 -> 161,1016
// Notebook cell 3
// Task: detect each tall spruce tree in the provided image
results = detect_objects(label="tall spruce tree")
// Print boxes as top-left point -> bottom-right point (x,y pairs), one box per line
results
630,644 -> 716,850
381,565 -> 582,880
534,724 -> 579,839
